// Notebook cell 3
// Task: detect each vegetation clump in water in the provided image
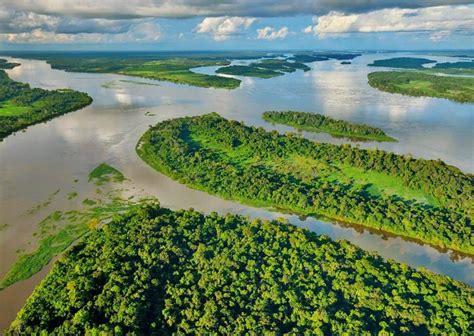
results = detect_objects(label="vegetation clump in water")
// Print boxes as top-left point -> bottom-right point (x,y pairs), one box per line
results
88,163 -> 126,186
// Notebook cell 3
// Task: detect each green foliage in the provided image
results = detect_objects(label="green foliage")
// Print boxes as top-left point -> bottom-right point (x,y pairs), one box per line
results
368,71 -> 474,103
137,113 -> 473,254
8,205 -> 473,334
216,59 -> 310,78
289,53 -> 361,63
368,57 -> 436,69
0,194 -> 155,290
428,61 -> 474,75
88,163 -> 126,186
44,57 -> 241,89
0,59 -> 20,69
263,110 -> 397,142
0,70 -> 92,140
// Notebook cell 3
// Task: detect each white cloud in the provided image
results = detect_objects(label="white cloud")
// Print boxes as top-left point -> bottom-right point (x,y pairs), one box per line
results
195,16 -> 255,41
0,20 -> 162,44
302,25 -> 314,34
430,30 -> 451,42
257,26 -> 288,40
303,5 -> 474,37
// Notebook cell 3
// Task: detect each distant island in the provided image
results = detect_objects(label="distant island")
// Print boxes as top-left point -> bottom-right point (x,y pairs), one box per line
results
368,71 -> 474,103
368,57 -> 436,69
0,61 -> 92,140
290,53 -> 361,63
44,57 -> 241,89
0,59 -> 20,69
9,204 -> 473,334
262,111 -> 396,142
428,61 -> 474,75
216,59 -> 310,78
137,113 -> 473,254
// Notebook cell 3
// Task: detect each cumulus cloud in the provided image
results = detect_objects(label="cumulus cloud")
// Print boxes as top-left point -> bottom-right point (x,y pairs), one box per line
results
195,17 -> 256,41
304,5 -> 474,37
0,20 -> 162,44
0,1 -> 472,45
257,26 -> 288,40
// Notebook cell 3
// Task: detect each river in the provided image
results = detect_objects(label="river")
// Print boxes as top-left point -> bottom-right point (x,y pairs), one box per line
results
0,52 -> 473,331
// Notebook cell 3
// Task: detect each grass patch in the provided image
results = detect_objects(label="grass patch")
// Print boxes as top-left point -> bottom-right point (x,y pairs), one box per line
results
88,163 -> 126,186
0,193 -> 157,290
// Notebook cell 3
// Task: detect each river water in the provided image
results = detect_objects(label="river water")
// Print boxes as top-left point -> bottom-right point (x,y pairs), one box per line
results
0,52 -> 473,330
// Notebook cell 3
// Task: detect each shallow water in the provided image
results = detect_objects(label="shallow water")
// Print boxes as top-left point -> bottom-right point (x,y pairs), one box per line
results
0,53 -> 473,330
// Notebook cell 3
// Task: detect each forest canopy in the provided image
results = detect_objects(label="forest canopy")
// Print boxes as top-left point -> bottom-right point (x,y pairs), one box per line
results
367,71 -> 474,103
137,113 -> 473,254
0,67 -> 92,140
262,111 -> 396,142
9,204 -> 473,335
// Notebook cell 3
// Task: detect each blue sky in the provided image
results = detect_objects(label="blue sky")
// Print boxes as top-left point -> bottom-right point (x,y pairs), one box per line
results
1,1 -> 473,51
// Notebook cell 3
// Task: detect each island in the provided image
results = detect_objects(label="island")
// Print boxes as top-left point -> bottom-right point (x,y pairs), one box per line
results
44,56 -> 241,89
368,71 -> 474,103
368,57 -> 436,69
0,59 -> 20,69
216,59 -> 310,78
428,61 -> 474,75
0,64 -> 92,140
9,204 -> 473,334
290,53 -> 361,63
262,111 -> 397,142
137,113 -> 473,254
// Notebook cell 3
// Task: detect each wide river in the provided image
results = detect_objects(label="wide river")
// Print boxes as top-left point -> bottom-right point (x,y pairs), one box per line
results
0,52 -> 473,330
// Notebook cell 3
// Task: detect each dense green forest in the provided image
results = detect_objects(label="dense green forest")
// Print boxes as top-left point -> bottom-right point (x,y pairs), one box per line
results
216,59 -> 310,78
41,57 -> 241,89
137,113 -> 473,254
428,61 -> 474,75
9,204 -> 473,335
0,68 -> 92,140
368,71 -> 474,103
368,57 -> 436,69
262,111 -> 396,142
289,53 -> 361,63
0,59 -> 20,69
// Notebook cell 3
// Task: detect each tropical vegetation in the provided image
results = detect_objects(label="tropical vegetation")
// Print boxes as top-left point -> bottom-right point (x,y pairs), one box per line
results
137,113 -> 473,254
8,204 -> 473,334
263,111 -> 396,142
0,67 -> 92,140
368,71 -> 474,103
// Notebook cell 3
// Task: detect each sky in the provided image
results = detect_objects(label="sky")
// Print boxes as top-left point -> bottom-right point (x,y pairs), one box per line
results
0,0 -> 473,51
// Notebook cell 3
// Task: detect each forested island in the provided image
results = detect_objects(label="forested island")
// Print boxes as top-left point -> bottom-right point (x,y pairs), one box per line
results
0,64 -> 92,140
368,57 -> 436,69
290,52 -> 361,63
9,204 -> 473,334
0,59 -> 19,69
368,71 -> 474,103
137,113 -> 473,254
262,111 -> 396,142
216,59 -> 310,78
428,61 -> 474,75
42,57 -> 241,89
